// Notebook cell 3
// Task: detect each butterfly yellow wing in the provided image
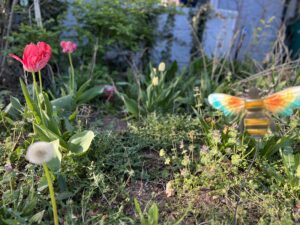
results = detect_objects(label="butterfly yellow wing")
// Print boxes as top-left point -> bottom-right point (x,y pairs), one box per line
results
263,86 -> 300,116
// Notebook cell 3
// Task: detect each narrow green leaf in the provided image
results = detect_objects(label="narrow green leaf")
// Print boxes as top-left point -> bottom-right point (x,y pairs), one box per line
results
42,92 -> 53,116
134,198 -> 145,221
120,94 -> 139,118
148,203 -> 159,225
20,78 -> 41,123
76,86 -> 105,104
20,78 -> 35,112
77,79 -> 91,96
33,123 -> 67,148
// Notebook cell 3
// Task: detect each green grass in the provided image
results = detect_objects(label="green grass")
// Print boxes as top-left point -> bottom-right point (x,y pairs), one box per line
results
1,111 -> 300,224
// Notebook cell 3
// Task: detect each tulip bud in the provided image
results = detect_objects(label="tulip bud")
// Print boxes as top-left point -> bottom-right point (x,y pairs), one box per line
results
158,62 -> 166,72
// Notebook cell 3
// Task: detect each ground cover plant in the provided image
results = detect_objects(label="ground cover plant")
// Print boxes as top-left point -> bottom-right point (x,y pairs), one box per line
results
1,1 -> 300,225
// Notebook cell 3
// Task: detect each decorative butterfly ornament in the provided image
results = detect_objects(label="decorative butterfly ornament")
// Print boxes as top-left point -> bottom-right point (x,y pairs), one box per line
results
208,87 -> 300,137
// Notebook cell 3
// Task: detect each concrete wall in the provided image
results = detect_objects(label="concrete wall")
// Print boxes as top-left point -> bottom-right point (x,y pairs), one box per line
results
203,0 -> 297,61
151,7 -> 194,69
232,0 -> 283,61
202,9 -> 238,59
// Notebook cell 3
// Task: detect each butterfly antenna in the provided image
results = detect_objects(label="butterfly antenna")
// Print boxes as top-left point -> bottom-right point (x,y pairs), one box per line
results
232,139 -> 260,225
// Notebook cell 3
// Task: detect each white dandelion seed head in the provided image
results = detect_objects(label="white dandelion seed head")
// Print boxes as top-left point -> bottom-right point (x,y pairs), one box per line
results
25,141 -> 55,165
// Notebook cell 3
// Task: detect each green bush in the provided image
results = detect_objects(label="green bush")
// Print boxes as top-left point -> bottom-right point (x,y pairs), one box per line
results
72,0 -> 160,62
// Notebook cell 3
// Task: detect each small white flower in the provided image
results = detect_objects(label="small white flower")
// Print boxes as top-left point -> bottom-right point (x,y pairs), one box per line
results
158,62 -> 165,72
26,142 -> 55,165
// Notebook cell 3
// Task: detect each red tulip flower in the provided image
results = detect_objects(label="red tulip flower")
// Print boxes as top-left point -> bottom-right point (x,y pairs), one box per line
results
60,41 -> 77,54
10,42 -> 52,73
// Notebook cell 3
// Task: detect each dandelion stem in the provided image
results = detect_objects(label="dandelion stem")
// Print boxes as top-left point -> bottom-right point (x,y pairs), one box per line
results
43,163 -> 59,225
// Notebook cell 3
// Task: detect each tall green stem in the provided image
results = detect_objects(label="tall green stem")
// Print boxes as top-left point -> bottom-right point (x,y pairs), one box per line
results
38,71 -> 43,93
68,53 -> 75,94
9,177 -> 13,195
43,163 -> 59,225
31,72 -> 39,101
32,72 -> 45,125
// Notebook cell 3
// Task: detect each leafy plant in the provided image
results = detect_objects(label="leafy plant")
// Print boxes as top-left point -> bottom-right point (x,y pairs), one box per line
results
6,42 -> 95,170
134,198 -> 187,225
50,46 -> 107,108
118,62 -> 195,118
134,199 -> 159,225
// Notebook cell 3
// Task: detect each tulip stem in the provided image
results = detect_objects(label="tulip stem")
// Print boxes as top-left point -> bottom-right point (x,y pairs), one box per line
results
32,72 -> 45,126
68,53 -> 75,93
43,163 -> 59,225
38,71 -> 43,93
31,72 -> 39,101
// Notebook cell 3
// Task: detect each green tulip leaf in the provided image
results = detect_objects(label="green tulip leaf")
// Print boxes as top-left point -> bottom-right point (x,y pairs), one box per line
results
51,94 -> 75,113
47,139 -> 62,172
68,130 -> 95,155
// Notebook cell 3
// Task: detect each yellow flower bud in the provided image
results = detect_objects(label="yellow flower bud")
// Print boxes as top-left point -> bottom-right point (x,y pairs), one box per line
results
158,62 -> 166,72
152,76 -> 159,86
